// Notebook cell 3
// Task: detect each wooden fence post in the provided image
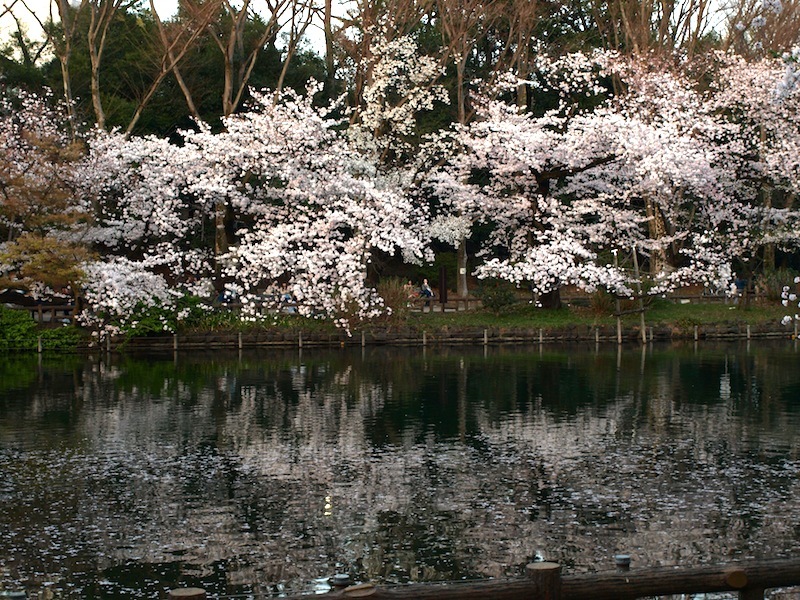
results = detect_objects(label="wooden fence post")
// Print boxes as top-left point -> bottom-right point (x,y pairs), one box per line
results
526,562 -> 561,600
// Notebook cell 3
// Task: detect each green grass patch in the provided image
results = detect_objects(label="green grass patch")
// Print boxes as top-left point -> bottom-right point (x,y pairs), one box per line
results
396,298 -> 788,333
639,298 -> 787,326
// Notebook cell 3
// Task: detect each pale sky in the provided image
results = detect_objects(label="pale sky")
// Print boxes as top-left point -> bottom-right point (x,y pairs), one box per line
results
1,0 -> 326,60
0,0 -> 179,47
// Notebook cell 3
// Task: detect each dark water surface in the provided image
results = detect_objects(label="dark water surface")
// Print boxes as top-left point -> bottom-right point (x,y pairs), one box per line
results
1,342 -> 799,598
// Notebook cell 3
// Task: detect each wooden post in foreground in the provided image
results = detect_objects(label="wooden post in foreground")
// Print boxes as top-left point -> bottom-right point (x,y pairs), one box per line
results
168,588 -> 206,599
275,557 -> 800,600
739,589 -> 765,600
279,564 -> 563,599
562,563 -> 754,600
526,562 -> 561,600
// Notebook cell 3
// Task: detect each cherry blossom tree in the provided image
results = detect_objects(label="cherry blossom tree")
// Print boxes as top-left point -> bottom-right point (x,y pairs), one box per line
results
422,54 -> 638,306
183,85 -> 430,329
77,83 -> 431,332
76,127 -> 218,313
422,50 -> 800,306
78,256 -> 181,338
695,50 -> 800,287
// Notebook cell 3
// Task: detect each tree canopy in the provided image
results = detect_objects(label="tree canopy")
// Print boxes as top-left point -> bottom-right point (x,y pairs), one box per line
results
1,0 -> 799,336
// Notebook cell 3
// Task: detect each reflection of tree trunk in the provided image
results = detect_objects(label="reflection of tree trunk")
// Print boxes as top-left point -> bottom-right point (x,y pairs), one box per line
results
457,239 -> 468,297
458,361 -> 467,442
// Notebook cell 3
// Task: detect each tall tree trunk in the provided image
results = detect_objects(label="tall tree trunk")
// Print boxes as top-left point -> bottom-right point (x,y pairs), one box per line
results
457,239 -> 468,297
760,124 -> 775,271
645,197 -> 668,275
324,0 -> 336,99
455,53 -> 470,296
58,53 -> 78,137
89,48 -> 105,130
215,203 -> 229,257
539,289 -> 562,309
23,0 -> 86,138
762,184 -> 775,271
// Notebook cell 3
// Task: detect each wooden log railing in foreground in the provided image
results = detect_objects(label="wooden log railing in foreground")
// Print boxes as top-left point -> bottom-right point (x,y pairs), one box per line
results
218,558 -> 799,600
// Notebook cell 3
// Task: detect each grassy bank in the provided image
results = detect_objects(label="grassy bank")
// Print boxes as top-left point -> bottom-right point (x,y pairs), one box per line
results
1,298 -> 793,352
401,299 -> 789,332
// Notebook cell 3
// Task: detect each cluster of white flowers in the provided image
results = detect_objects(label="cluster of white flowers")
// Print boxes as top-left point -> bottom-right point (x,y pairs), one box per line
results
781,277 -> 800,329
79,258 -> 181,339
349,32 -> 449,160
776,48 -> 800,101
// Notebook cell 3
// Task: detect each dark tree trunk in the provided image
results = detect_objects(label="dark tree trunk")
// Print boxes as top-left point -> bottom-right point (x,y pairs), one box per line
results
539,288 -> 562,309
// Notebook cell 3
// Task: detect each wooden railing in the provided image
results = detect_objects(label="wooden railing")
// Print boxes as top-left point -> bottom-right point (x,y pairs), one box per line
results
408,295 -> 482,312
4,304 -> 76,325
168,557 -> 800,600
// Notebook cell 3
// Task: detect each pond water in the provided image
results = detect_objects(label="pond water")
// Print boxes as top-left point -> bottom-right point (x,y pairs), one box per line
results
1,342 -> 799,598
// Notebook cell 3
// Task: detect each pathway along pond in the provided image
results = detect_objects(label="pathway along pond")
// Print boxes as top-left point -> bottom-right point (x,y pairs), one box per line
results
1,342 -> 799,598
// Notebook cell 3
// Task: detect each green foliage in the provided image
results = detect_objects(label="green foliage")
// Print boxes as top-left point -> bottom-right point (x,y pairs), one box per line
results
388,250 -> 460,292
0,306 -> 82,351
40,326 -> 83,350
116,301 -> 178,338
373,277 -> 412,325
105,294 -> 234,338
589,290 -> 616,315
755,268 -> 799,302
0,306 -> 38,350
1,234 -> 94,292
474,280 -> 521,313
